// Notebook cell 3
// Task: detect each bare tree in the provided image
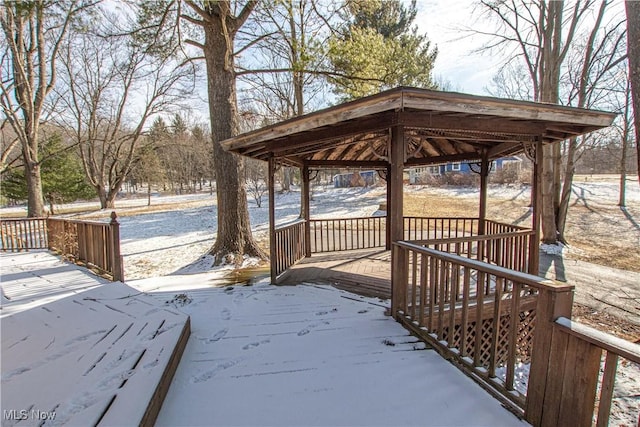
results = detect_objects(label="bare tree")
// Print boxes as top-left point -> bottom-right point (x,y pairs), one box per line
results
179,0 -> 267,265
626,0 -> 640,186
0,121 -> 20,174
556,1 -> 627,240
245,158 -> 267,207
0,1 -> 96,216
477,0 -> 625,244
616,73 -> 634,207
56,8 -> 194,209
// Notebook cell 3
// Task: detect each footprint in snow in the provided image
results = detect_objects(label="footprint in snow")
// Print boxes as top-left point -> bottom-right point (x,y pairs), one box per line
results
191,359 -> 240,383
297,329 -> 310,336
242,339 -> 270,350
206,328 -> 229,343
221,308 -> 231,320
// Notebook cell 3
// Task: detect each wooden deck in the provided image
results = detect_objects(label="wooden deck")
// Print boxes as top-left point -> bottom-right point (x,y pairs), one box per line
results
1,251 -> 190,426
279,248 -> 392,299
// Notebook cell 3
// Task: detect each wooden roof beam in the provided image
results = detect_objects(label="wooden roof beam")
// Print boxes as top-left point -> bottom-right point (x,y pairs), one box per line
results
398,111 -> 548,136
259,112 -> 395,154
305,159 -> 388,168
405,152 -> 481,166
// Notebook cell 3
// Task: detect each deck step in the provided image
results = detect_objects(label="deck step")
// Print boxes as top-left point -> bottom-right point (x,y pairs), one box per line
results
1,253 -> 190,427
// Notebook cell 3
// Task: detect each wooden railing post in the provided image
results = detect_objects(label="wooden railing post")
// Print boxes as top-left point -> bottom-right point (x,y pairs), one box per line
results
302,165 -> 312,257
110,212 -> 124,282
391,243 -> 408,320
524,284 -> 574,426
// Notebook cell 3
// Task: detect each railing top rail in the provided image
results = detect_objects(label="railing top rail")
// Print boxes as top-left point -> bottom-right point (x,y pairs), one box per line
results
403,216 -> 479,221
485,219 -> 530,231
394,240 -> 573,292
46,217 -> 112,227
414,230 -> 534,246
0,217 -> 48,221
275,219 -> 306,231
555,317 -> 640,363
309,216 -> 381,222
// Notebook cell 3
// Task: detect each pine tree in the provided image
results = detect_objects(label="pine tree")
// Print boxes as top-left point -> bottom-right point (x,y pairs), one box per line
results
327,0 -> 437,100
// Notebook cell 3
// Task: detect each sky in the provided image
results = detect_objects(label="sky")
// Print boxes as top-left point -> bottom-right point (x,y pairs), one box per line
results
414,0 -> 628,96
415,0 -> 500,95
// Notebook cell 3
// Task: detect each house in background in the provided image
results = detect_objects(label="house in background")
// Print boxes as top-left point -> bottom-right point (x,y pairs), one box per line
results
408,156 -> 522,184
333,170 -> 377,188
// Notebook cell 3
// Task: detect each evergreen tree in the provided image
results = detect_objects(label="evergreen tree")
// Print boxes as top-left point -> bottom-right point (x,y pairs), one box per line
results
327,0 -> 437,100
2,134 -> 94,212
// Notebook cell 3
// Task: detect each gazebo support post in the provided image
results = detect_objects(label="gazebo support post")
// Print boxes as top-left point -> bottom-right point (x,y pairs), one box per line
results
268,157 -> 277,284
479,150 -> 489,236
302,164 -> 311,257
390,126 -> 406,319
385,165 -> 391,250
529,140 -> 543,275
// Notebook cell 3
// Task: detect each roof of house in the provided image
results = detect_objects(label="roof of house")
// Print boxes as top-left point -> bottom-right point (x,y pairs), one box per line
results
222,87 -> 616,167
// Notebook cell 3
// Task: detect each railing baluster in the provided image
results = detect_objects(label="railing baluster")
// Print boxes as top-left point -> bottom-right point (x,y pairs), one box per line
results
419,254 -> 426,327
460,266 -> 471,358
448,262 -> 458,348
488,276 -> 504,378
474,270 -> 485,367
506,281 -> 520,391
411,251 -> 418,320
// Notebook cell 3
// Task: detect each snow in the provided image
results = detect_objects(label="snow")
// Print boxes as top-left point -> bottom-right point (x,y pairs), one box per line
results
2,179 -> 639,425
1,252 -> 190,427
137,279 -> 525,426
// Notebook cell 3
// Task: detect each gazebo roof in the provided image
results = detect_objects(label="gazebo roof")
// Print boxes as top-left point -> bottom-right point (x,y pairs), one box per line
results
222,87 -> 616,167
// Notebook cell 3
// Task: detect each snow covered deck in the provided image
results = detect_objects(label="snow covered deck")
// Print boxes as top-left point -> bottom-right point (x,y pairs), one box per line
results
1,252 -> 527,426
132,275 -> 527,426
1,251 -> 190,426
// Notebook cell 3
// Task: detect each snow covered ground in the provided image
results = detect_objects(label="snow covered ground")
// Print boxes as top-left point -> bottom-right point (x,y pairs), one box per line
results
2,178 -> 638,425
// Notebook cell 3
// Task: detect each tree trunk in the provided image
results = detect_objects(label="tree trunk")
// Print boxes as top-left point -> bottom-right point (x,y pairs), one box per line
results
619,80 -> 632,207
626,1 -> 640,187
24,158 -> 45,217
538,1 -> 564,244
203,15 -> 266,266
557,138 -> 577,241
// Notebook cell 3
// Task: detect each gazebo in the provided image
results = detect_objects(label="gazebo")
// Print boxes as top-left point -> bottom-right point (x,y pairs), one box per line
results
222,86 -> 614,282
222,87 -> 620,423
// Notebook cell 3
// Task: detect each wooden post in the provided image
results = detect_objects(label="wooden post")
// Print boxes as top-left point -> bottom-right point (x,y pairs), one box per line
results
268,157 -> 277,284
389,126 -> 406,318
302,164 -> 311,257
391,244 -> 408,319
529,140 -> 543,275
110,211 -> 124,282
386,165 -> 391,250
524,283 -> 574,426
479,150 -> 489,235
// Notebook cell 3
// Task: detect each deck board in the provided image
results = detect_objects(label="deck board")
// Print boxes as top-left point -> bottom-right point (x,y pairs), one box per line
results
280,248 -> 392,299
1,251 -> 190,427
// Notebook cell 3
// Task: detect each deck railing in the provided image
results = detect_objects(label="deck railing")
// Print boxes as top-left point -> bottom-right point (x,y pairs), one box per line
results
527,317 -> 640,427
392,240 -> 640,425
403,216 -> 479,240
417,230 -> 534,273
0,217 -> 48,251
309,216 -> 502,253
1,213 -> 124,282
392,240 -> 548,412
309,216 -> 385,252
274,220 -> 306,276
